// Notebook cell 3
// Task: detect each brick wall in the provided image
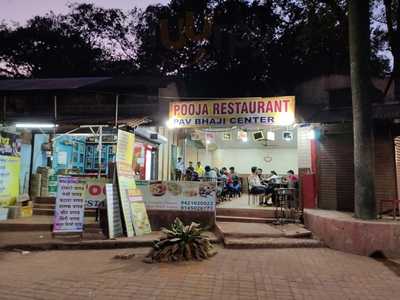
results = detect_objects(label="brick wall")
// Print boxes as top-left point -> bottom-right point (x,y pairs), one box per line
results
395,137 -> 400,198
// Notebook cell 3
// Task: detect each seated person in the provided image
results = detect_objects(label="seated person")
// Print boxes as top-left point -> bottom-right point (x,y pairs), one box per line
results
204,165 -> 218,181
229,167 -> 241,194
257,168 -> 268,185
267,170 -> 282,185
248,167 -> 273,204
184,169 -> 191,181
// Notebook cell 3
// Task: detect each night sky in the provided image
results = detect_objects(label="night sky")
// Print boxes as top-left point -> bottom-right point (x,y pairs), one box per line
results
0,0 -> 169,24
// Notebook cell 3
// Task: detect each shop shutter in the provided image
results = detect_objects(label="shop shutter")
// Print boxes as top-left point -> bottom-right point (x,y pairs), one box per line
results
395,137 -> 400,198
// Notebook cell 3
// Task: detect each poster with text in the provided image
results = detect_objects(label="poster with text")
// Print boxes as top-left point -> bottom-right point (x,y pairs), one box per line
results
136,181 -> 216,212
85,178 -> 107,208
105,184 -> 123,239
53,176 -> 86,233
0,155 -> 20,207
116,130 -> 151,236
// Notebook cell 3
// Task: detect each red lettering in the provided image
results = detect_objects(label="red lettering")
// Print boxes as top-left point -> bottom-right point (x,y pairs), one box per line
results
221,103 -> 227,114
249,102 -> 256,114
274,101 -> 282,112
173,104 -> 180,115
241,102 -> 249,114
228,102 -> 235,114
188,104 -> 195,115
202,104 -> 208,114
266,101 -> 273,112
283,100 -> 290,112
181,104 -> 187,115
213,103 -> 220,114
258,101 -> 265,113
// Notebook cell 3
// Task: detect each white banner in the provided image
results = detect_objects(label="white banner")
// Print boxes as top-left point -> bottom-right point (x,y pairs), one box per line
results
137,181 -> 216,212
53,176 -> 86,233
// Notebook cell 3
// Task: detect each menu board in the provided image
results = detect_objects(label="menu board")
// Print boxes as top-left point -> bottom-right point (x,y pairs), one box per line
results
105,184 -> 123,239
53,176 -> 86,233
116,130 -> 151,236
136,181 -> 216,212
0,155 -> 20,207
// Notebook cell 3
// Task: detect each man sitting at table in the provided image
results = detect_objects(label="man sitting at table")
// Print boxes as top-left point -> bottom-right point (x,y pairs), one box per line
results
204,165 -> 218,181
248,167 -> 273,205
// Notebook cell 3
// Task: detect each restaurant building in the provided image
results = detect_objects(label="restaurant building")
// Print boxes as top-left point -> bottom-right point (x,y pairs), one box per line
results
0,74 -> 399,228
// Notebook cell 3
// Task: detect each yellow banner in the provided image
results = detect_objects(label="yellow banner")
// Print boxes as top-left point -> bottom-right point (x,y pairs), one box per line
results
0,155 -> 20,207
169,96 -> 295,128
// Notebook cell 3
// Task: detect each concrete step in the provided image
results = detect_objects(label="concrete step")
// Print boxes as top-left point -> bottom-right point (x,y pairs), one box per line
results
33,208 -> 96,217
223,237 -> 324,249
216,208 -> 276,219
0,222 -> 101,232
216,216 -> 275,224
217,222 -> 283,238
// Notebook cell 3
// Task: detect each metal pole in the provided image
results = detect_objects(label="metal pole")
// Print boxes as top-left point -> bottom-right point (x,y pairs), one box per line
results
115,94 -> 119,128
54,95 -> 57,121
98,126 -> 103,178
3,95 -> 6,125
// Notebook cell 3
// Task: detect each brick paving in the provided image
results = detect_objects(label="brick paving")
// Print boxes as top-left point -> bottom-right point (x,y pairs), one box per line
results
0,247 -> 399,300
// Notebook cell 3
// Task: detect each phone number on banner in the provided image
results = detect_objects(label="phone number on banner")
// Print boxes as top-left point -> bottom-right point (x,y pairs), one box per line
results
180,200 -> 215,212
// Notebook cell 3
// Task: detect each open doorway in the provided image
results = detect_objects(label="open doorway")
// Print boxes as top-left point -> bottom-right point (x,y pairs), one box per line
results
182,125 -> 299,210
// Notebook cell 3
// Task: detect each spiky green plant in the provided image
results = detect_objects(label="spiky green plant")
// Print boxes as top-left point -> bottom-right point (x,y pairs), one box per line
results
144,218 -> 217,263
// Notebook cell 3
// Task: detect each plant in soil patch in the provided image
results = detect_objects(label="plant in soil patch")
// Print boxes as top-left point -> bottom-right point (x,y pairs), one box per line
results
143,218 -> 217,263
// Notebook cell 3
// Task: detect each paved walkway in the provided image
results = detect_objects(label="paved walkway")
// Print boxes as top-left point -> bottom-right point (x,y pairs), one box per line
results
0,247 -> 399,300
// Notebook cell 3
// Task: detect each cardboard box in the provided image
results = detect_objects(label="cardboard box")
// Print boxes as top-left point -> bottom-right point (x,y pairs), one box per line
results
20,206 -> 33,218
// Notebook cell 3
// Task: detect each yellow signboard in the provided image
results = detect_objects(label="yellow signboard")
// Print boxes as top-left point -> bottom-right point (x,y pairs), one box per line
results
169,96 -> 295,128
116,130 -> 151,237
0,155 -> 20,207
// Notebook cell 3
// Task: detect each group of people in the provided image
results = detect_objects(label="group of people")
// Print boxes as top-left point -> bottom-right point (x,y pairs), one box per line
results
175,158 -> 242,195
248,167 -> 298,205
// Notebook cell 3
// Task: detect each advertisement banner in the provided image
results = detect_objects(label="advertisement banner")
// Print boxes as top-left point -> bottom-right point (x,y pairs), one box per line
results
84,178 -> 107,208
137,181 -> 216,212
53,176 -> 86,233
116,130 -> 151,236
0,132 -> 21,156
169,96 -> 295,128
0,155 -> 20,207
105,184 -> 123,239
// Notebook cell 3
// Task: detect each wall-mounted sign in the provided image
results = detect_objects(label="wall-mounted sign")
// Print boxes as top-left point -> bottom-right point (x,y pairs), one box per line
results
169,97 -> 295,128
223,133 -> 232,141
191,131 -> 201,141
283,131 -> 293,141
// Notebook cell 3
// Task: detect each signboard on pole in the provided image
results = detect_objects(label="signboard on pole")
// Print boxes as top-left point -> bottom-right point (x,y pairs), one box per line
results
105,184 -> 123,239
53,176 -> 85,233
116,130 -> 151,236
169,96 -> 296,128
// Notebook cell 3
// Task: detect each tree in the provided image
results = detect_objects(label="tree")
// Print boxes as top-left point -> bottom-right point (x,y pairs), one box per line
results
349,0 -> 377,219
373,0 -> 400,99
0,4 -> 140,78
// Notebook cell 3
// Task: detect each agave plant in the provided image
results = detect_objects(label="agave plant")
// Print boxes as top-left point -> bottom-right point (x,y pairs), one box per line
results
144,218 -> 217,263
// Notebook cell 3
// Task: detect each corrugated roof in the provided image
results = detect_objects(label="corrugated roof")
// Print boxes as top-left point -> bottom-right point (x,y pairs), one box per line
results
0,77 -> 111,91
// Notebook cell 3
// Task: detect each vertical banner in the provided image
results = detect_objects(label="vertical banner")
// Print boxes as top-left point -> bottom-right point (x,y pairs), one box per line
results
105,184 -> 123,239
0,155 -> 20,207
116,130 -> 151,236
53,176 -> 86,233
